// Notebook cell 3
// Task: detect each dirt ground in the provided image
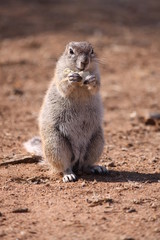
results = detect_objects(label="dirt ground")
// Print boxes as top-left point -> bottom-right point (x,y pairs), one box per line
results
0,0 -> 160,239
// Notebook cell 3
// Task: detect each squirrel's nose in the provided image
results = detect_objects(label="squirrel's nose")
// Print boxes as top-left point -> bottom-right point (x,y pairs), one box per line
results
77,56 -> 89,70
81,57 -> 89,65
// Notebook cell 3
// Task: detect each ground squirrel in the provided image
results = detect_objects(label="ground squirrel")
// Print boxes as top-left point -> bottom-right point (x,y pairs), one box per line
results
24,41 -> 107,182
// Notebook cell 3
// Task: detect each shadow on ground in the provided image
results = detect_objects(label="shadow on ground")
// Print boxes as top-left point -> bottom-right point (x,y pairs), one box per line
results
80,170 -> 160,183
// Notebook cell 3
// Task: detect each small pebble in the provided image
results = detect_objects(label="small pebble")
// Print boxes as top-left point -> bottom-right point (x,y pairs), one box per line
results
12,208 -> 29,213
130,111 -> 137,120
121,148 -> 128,151
81,181 -> 86,187
127,143 -> 133,147
125,208 -> 136,213
108,162 -> 116,167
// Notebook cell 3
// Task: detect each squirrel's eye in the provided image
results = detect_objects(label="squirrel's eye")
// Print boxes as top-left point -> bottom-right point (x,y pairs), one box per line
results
91,49 -> 94,55
69,48 -> 74,55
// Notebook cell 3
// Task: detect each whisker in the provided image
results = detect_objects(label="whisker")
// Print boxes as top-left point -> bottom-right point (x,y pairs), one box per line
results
94,57 -> 107,65
94,56 -> 116,66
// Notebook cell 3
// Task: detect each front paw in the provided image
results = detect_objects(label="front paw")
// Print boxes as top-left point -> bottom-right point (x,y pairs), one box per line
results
68,73 -> 82,83
83,74 -> 97,86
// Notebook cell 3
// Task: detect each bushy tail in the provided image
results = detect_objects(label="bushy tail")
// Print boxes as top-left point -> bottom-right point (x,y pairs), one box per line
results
23,136 -> 43,157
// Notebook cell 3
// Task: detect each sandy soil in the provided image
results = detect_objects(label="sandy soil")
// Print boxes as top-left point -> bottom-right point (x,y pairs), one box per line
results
0,1 -> 160,239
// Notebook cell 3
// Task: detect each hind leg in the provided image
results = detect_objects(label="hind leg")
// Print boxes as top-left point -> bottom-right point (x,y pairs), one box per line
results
41,129 -> 77,182
83,127 -> 108,174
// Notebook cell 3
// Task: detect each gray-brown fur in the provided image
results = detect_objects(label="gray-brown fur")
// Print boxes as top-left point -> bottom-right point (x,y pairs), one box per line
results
25,41 -> 107,182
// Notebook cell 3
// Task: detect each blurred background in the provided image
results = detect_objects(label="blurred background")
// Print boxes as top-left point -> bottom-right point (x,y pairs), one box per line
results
0,0 -> 160,39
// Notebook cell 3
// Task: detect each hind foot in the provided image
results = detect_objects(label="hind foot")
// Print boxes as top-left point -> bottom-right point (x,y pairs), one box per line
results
63,173 -> 77,183
84,165 -> 108,175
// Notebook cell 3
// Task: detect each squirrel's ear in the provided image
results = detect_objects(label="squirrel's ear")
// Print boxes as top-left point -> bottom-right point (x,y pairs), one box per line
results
65,43 -> 69,50
64,43 -> 70,54
65,42 -> 75,54
65,42 -> 72,51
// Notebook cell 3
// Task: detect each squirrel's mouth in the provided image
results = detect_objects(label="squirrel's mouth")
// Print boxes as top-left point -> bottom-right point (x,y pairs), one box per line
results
76,60 -> 89,71
77,64 -> 89,72
77,67 -> 85,71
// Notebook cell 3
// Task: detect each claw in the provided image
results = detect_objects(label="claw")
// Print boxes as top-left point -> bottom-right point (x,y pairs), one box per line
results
63,173 -> 77,183
83,74 -> 96,85
85,165 -> 108,175
68,73 -> 82,82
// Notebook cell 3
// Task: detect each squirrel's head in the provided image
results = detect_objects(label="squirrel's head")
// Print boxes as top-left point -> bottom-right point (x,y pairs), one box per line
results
64,41 -> 97,71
